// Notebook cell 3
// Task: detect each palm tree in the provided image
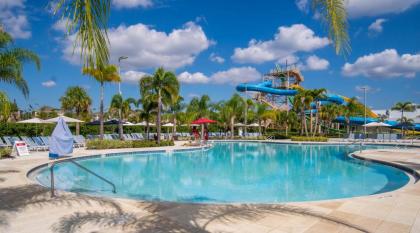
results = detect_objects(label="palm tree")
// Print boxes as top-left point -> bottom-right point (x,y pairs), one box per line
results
139,97 -> 157,140
169,96 -> 185,136
0,91 -> 11,123
294,89 -> 313,136
53,0 -> 111,68
309,88 -> 326,136
392,102 -> 415,122
397,116 -> 414,137
109,94 -> 136,139
82,64 -> 120,139
254,103 -> 269,136
343,97 -> 358,133
140,67 -> 179,143
0,30 -> 41,97
187,95 -> 211,119
226,94 -> 245,138
60,86 -> 92,135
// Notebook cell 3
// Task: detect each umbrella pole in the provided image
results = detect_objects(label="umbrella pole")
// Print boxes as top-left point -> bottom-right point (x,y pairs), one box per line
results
201,124 -> 204,144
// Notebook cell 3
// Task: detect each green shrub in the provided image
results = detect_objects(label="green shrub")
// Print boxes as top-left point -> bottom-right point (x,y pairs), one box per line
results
0,148 -> 12,158
290,136 -> 328,142
264,132 -> 291,139
86,139 -> 174,150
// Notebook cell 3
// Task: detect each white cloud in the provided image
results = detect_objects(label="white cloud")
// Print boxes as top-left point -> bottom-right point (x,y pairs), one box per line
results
41,80 -> 56,88
231,24 -> 329,64
355,85 -> 381,93
295,0 -> 309,12
209,53 -> 225,64
0,0 -> 31,39
112,0 -> 153,8
303,55 -> 329,71
178,72 -> 210,84
178,67 -> 261,85
368,18 -> 387,35
342,49 -> 420,78
345,0 -> 420,18
211,67 -> 261,84
121,70 -> 148,84
61,21 -> 212,69
52,18 -> 68,33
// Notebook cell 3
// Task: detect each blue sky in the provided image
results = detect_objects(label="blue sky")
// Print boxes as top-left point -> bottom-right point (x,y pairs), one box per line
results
1,0 -> 420,111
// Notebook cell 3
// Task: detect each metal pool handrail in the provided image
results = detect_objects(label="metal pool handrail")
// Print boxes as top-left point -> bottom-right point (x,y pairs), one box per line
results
49,159 -> 116,197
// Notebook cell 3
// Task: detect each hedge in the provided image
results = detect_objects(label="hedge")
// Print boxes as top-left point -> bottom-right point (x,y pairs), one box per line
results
0,148 -> 12,158
290,136 -> 328,142
86,139 -> 174,150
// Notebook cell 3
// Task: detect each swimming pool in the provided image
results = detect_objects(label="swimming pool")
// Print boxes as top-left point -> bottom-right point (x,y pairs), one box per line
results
32,142 -> 410,203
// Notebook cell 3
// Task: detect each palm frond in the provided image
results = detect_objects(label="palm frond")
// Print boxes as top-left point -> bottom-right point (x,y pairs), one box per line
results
312,0 -> 350,56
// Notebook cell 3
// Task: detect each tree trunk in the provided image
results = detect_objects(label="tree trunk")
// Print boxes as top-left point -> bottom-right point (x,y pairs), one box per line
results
309,111 -> 313,135
300,110 -> 305,135
230,117 -> 235,139
76,122 -> 80,135
146,121 -> 150,140
118,104 -> 123,140
258,120 -> 262,136
99,82 -> 104,140
173,116 -> 177,141
156,90 -> 162,144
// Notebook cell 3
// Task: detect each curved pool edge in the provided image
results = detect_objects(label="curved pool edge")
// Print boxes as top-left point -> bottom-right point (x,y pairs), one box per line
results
26,141 -> 419,205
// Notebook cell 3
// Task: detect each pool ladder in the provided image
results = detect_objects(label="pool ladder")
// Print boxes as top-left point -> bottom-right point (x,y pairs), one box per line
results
49,159 -> 116,197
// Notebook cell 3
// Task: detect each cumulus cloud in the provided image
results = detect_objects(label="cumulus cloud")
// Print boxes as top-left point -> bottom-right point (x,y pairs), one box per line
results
231,24 -> 329,64
112,0 -> 153,9
0,0 -> 31,39
41,80 -> 56,88
61,21 -> 212,69
52,18 -> 68,33
121,70 -> 148,84
209,53 -> 225,64
368,18 -> 387,35
342,49 -> 420,78
302,55 -> 330,71
178,67 -> 261,85
178,72 -> 210,84
346,0 -> 420,18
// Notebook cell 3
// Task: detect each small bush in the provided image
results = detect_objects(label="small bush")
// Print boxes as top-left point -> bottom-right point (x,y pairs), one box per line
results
290,136 -> 328,142
86,139 -> 174,150
0,148 -> 12,158
264,132 -> 291,139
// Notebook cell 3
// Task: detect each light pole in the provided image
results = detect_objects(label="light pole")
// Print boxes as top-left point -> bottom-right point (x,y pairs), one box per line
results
118,56 -> 128,140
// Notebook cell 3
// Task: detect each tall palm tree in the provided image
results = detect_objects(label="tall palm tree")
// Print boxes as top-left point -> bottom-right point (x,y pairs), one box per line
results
392,102 -> 415,121
82,64 -> 120,139
53,0 -> 111,68
140,67 -> 179,143
343,97 -> 358,133
254,103 -> 269,136
0,30 -> 40,97
309,88 -> 326,136
139,97 -> 157,140
169,96 -> 185,136
0,91 -> 11,123
294,89 -> 313,136
109,94 -> 136,139
397,116 -> 414,137
60,86 -> 92,135
226,94 -> 245,138
187,95 -> 211,119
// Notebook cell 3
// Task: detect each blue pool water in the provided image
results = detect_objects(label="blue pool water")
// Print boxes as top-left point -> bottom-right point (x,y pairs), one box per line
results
33,142 -> 410,203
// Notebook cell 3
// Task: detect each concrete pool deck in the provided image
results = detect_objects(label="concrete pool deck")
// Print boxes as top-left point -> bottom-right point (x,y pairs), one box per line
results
1,141 -> 420,233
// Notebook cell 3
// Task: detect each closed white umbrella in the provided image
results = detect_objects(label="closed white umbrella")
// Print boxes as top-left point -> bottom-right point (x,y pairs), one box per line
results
234,123 -> 246,127
123,122 -> 135,126
162,123 -> 174,127
136,121 -> 155,126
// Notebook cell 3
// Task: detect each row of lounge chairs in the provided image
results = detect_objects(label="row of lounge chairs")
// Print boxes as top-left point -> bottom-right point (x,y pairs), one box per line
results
342,133 -> 417,143
0,135 -> 86,151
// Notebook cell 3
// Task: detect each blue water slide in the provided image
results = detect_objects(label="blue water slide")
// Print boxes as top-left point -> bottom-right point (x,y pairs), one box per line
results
236,82 -> 298,96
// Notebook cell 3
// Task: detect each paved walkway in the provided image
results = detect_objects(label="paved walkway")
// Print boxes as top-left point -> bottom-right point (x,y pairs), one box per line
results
1,143 -> 420,233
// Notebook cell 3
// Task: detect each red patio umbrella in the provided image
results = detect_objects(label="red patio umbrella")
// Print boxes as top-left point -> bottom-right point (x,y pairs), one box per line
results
191,118 -> 216,143
191,118 -> 216,124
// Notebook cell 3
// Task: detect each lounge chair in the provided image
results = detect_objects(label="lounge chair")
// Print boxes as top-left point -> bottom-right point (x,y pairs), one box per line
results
20,136 -> 48,151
